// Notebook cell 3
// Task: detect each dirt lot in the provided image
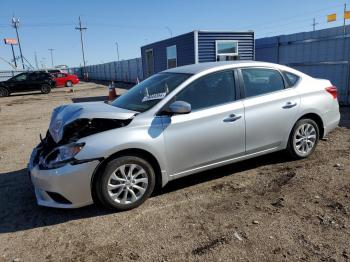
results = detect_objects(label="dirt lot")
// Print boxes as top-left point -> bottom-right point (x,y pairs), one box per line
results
0,83 -> 349,261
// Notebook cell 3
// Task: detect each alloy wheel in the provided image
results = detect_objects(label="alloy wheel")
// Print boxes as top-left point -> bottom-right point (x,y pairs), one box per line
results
293,123 -> 317,155
0,87 -> 9,97
107,164 -> 148,205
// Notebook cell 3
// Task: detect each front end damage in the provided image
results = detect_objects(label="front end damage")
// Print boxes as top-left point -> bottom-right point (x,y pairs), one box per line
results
28,102 -> 138,208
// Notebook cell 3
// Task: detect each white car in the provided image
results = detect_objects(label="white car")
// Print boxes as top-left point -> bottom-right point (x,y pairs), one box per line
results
28,61 -> 340,211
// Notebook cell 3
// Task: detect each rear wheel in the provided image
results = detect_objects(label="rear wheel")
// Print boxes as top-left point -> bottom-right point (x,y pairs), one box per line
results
95,156 -> 156,211
0,87 -> 9,97
287,118 -> 319,159
66,81 -> 73,87
40,84 -> 51,94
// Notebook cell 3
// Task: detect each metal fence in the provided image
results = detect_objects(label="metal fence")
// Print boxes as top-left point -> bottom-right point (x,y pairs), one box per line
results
256,25 -> 350,105
0,70 -> 27,82
70,57 -> 143,83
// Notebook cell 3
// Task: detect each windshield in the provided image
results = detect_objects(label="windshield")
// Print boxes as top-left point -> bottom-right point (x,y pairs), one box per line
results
112,73 -> 191,112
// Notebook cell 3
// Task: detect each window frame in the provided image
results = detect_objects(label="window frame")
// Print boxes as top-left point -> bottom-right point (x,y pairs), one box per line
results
159,69 -> 240,114
166,45 -> 177,69
237,66 -> 290,99
215,40 -> 239,61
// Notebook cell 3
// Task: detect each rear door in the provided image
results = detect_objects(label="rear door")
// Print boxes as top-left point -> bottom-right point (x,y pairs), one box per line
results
239,67 -> 300,154
161,70 -> 245,176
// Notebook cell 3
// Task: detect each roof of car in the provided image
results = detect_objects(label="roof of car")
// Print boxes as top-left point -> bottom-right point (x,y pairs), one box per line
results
163,61 -> 283,75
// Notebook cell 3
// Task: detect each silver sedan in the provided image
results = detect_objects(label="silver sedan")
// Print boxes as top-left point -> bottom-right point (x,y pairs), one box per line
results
28,61 -> 340,210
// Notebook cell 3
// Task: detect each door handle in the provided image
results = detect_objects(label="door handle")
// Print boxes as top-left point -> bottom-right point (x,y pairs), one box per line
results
223,114 -> 242,122
282,102 -> 297,109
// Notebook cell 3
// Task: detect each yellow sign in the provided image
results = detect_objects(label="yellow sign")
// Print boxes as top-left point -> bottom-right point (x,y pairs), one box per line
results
345,11 -> 350,20
327,13 -> 337,22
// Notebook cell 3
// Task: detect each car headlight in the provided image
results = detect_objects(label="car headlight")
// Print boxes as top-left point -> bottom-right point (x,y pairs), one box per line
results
44,142 -> 85,169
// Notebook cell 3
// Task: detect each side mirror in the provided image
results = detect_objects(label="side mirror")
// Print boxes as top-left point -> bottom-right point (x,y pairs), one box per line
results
163,101 -> 191,115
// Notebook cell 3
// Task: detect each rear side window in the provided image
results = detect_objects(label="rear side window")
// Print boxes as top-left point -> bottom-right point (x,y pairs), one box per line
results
241,68 -> 285,98
283,71 -> 300,87
175,70 -> 236,111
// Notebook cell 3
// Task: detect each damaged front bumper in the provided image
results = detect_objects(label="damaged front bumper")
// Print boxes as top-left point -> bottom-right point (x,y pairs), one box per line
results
28,144 -> 100,209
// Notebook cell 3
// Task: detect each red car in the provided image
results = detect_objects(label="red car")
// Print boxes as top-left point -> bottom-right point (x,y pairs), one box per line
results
52,72 -> 79,87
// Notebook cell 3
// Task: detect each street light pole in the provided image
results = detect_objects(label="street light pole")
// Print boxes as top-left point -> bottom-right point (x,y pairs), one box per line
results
12,17 -> 25,69
48,48 -> 54,67
165,26 -> 173,38
115,41 -> 120,61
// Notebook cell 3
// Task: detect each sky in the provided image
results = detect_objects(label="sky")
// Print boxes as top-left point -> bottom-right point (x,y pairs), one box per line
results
0,0 -> 348,70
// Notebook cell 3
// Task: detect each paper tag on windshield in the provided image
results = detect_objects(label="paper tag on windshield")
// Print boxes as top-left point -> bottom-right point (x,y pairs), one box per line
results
142,92 -> 167,102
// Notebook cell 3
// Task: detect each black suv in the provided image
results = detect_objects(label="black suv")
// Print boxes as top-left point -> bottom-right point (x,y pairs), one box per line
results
0,71 -> 56,97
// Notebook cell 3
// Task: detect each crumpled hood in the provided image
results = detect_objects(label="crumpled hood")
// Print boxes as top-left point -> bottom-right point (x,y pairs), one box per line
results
49,102 -> 138,143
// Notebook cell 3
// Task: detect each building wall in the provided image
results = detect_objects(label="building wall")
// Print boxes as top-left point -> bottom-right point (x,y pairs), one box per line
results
256,25 -> 350,104
141,32 -> 196,77
197,31 -> 255,62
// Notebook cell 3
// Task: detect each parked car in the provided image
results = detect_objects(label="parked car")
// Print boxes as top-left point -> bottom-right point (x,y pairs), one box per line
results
52,72 -> 79,87
28,61 -> 340,211
0,71 -> 56,97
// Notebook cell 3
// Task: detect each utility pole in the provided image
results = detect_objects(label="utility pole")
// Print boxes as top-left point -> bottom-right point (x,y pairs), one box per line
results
115,41 -> 120,61
34,52 -> 39,69
10,44 -> 17,68
312,18 -> 318,31
75,16 -> 87,77
48,48 -> 54,67
344,3 -> 347,35
11,17 -> 25,69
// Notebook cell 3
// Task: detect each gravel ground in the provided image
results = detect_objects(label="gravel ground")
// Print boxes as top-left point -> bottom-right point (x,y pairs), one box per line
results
0,83 -> 349,261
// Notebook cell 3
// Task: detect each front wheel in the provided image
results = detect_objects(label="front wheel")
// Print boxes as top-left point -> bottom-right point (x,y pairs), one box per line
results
66,81 -> 73,87
40,84 -> 51,94
95,156 -> 156,211
287,118 -> 319,159
0,87 -> 9,97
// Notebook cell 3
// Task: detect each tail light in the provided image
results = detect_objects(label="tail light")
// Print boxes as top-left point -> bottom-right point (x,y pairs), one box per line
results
325,86 -> 337,99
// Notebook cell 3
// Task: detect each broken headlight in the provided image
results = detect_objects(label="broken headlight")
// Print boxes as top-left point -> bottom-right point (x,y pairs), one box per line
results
44,142 -> 85,169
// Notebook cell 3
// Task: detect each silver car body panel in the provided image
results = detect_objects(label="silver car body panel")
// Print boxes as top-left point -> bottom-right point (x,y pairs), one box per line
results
28,61 -> 340,208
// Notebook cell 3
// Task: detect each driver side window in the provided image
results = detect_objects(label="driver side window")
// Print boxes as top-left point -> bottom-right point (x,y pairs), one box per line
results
14,73 -> 27,81
175,70 -> 236,111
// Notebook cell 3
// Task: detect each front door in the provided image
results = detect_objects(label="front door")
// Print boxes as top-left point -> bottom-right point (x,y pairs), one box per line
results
7,73 -> 28,92
162,70 -> 245,177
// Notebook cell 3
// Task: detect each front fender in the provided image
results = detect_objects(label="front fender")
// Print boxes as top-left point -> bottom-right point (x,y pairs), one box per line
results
74,120 -> 168,181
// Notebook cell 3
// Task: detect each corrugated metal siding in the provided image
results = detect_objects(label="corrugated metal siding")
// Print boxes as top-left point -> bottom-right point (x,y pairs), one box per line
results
198,31 -> 255,62
141,32 -> 195,77
256,25 -> 350,104
72,58 -> 143,83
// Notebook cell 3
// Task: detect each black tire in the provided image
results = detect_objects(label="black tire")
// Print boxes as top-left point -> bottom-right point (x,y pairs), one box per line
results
287,118 -> 319,159
66,81 -> 73,87
0,87 -> 9,97
95,156 -> 156,211
40,84 -> 51,94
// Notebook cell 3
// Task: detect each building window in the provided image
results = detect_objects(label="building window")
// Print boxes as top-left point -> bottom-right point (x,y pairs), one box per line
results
167,45 -> 177,69
216,40 -> 239,61
145,49 -> 154,77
